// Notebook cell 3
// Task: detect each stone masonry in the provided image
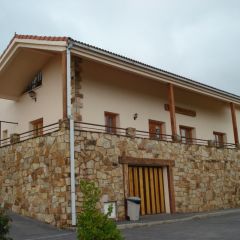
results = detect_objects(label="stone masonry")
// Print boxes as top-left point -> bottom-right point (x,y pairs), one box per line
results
71,56 -> 83,121
0,124 -> 71,227
74,131 -> 240,217
0,125 -> 240,227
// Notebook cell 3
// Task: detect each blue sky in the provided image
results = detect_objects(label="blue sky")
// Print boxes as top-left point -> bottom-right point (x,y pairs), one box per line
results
1,0 -> 240,95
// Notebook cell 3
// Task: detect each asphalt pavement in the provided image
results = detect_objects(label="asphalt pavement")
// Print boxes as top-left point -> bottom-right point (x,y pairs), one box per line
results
123,212 -> 240,240
8,210 -> 240,240
9,212 -> 76,240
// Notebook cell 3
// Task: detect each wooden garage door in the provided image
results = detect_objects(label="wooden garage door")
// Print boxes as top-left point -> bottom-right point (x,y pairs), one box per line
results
128,166 -> 165,215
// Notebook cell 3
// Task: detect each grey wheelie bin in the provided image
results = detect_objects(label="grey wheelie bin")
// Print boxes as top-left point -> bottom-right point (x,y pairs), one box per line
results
127,197 -> 141,221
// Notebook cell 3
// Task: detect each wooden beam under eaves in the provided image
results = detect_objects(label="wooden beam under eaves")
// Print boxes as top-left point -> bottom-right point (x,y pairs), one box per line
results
62,51 -> 67,119
164,104 -> 196,117
168,83 -> 177,137
230,102 -> 239,145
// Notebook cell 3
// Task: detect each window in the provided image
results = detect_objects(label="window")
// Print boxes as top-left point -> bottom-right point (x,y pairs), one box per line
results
30,118 -> 43,137
2,130 -> 8,139
213,131 -> 226,147
149,120 -> 165,140
25,72 -> 42,93
180,126 -> 194,144
105,112 -> 119,134
1,130 -> 8,145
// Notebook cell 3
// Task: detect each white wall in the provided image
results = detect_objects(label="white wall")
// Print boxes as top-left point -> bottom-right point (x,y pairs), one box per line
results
81,59 -> 236,143
174,87 -> 234,143
0,99 -> 18,137
0,55 -> 238,144
0,55 -> 63,137
81,60 -> 171,134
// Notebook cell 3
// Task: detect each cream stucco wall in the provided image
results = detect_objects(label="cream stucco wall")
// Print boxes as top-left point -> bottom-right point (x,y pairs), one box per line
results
0,55 -> 238,144
0,55 -> 63,137
235,106 -> 240,142
174,87 -> 234,143
81,59 -> 237,143
0,99 -> 17,137
80,60 -> 171,134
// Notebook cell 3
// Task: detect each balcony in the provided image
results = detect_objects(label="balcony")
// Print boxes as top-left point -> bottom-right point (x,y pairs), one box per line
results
74,121 -> 237,149
0,120 -> 238,149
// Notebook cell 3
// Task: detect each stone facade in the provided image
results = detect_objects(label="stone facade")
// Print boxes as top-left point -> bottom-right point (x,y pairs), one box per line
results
0,125 -> 240,227
74,131 -> 126,219
0,125 -> 71,227
71,56 -> 83,121
74,131 -> 240,217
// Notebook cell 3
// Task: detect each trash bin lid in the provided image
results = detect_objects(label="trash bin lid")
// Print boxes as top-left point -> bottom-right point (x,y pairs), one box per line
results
127,196 -> 141,204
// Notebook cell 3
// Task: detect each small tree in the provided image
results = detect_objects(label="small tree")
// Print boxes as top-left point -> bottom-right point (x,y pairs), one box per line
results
0,208 -> 12,240
77,180 -> 124,240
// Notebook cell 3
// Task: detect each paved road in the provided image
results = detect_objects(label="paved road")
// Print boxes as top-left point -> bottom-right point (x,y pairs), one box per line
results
123,212 -> 240,240
9,211 -> 240,240
9,212 -> 76,240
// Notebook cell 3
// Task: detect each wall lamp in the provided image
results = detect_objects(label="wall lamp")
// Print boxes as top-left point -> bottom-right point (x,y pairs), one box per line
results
28,90 -> 37,102
133,113 -> 138,120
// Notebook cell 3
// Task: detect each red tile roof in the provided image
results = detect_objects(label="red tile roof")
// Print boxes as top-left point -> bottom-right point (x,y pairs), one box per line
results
0,34 -> 68,60
1,34 -> 240,102
14,34 -> 68,42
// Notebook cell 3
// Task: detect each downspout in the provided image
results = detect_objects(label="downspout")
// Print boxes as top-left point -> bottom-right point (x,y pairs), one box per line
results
66,41 -> 76,226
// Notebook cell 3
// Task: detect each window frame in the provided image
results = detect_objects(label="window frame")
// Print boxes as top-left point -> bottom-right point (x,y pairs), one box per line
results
2,129 -> 8,140
30,118 -> 43,137
104,112 -> 119,134
179,125 -> 194,144
1,130 -> 8,145
213,131 -> 226,147
148,119 -> 166,140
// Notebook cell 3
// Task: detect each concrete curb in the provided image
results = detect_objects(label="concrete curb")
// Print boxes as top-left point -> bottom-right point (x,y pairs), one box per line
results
117,209 -> 240,230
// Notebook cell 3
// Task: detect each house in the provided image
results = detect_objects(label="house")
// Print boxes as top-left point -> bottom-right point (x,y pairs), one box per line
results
0,34 -> 240,227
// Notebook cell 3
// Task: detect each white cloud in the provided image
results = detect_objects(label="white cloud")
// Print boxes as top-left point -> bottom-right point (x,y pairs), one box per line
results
1,0 -> 240,95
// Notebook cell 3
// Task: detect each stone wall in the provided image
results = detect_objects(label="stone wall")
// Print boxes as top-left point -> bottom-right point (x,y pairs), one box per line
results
71,56 -> 83,121
74,131 -> 126,219
0,127 -> 71,227
75,131 -> 240,218
1,127 -> 240,227
173,144 -> 240,212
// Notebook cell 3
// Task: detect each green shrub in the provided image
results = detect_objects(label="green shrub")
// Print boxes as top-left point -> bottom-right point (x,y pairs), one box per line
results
0,208 -> 12,240
77,180 -> 124,240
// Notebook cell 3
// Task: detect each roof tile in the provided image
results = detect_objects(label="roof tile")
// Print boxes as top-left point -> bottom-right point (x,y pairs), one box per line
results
0,33 -> 240,101
0,34 -> 68,60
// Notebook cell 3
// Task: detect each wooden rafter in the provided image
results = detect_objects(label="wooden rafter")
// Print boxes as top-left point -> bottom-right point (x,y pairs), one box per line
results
168,83 -> 177,136
230,102 -> 239,144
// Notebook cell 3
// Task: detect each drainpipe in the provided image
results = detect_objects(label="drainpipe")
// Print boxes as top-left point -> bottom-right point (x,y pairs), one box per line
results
66,42 -> 76,226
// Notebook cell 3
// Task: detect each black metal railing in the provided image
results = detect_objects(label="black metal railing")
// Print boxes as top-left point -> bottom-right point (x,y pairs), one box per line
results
0,120 -> 237,149
0,122 -> 60,147
74,121 -> 237,149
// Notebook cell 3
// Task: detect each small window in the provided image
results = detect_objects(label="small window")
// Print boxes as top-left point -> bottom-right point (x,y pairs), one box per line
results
30,118 -> 43,137
25,72 -> 42,93
1,130 -> 8,145
180,126 -> 194,144
213,131 -> 226,147
105,112 -> 119,134
149,120 -> 165,140
2,130 -> 8,139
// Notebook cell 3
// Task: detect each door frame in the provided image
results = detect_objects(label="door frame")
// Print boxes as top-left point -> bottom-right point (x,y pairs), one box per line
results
119,156 -> 176,215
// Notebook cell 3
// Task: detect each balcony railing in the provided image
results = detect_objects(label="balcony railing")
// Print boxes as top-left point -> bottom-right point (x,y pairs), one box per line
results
0,120 -> 237,149
75,121 -> 237,149
0,122 -> 60,147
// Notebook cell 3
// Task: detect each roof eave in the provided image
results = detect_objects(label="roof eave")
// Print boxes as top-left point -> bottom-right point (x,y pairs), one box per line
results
0,38 -> 67,73
70,39 -> 240,105
0,38 -> 68,100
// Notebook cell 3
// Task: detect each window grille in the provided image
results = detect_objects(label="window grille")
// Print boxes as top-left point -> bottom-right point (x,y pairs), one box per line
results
25,72 -> 42,92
